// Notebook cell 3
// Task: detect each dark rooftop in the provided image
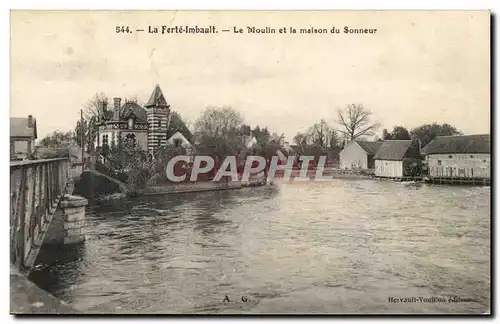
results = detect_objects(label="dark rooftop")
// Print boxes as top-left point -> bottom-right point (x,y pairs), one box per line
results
355,140 -> 383,155
374,140 -> 421,161
10,117 -> 37,139
145,84 -> 169,108
421,134 -> 490,155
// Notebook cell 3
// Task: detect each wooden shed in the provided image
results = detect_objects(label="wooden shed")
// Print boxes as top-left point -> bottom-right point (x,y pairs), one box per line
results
374,140 -> 423,178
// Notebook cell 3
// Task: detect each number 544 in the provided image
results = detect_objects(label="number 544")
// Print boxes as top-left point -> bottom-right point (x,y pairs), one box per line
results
116,26 -> 131,33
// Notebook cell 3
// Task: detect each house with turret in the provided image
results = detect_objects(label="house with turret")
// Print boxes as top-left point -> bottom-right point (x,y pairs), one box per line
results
95,84 -> 192,155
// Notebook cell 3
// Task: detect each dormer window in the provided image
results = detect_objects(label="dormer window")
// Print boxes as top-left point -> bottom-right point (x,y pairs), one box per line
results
128,118 -> 134,129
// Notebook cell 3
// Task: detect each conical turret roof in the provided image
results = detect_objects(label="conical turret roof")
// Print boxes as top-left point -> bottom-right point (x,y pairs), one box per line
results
145,84 -> 169,108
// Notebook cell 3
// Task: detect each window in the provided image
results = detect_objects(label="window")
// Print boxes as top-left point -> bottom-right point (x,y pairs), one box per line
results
128,118 -> 134,129
448,155 -> 452,158
174,139 -> 182,148
470,155 -> 474,158
158,120 -> 162,128
125,133 -> 136,146
103,134 -> 109,147
437,160 -> 442,166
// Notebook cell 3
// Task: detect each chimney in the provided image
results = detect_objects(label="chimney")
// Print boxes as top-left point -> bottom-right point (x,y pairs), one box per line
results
98,101 -> 104,119
113,97 -> 121,120
28,115 -> 33,128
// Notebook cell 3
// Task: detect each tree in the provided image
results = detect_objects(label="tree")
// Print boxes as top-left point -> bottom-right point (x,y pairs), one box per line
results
83,92 -> 109,119
37,130 -> 74,148
410,123 -> 462,147
381,128 -> 391,140
336,104 -> 380,141
252,125 -> 270,146
293,132 -> 308,154
382,126 -> 411,140
194,106 -> 244,139
74,116 -> 98,153
193,106 -> 245,158
78,92 -> 110,153
307,119 -> 341,150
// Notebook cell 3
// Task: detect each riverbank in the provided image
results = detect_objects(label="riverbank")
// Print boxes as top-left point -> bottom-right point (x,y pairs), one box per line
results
140,177 -> 267,197
78,167 -> 489,202
10,265 -> 78,314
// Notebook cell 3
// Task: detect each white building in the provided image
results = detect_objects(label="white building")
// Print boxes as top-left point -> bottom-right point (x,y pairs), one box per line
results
339,140 -> 382,169
421,134 -> 490,179
374,140 -> 422,178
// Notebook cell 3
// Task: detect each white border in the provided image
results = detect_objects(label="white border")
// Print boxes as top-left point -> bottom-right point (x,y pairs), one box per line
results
3,1 -> 497,323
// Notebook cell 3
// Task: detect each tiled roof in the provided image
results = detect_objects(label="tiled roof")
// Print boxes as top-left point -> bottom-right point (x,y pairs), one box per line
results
374,140 -> 421,161
355,140 -> 382,155
145,84 -> 169,108
10,117 -> 37,139
421,134 -> 490,155
120,101 -> 147,123
100,102 -> 147,123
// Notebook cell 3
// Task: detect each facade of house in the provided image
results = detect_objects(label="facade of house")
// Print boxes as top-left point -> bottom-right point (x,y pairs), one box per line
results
374,140 -> 422,178
339,140 -> 382,169
10,115 -> 37,160
421,134 -> 490,179
166,130 -> 194,153
95,84 -> 170,153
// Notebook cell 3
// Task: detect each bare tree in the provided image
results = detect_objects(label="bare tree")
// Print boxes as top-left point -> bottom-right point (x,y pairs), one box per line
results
125,94 -> 145,106
83,92 -> 109,119
79,92 -> 109,153
307,119 -> 340,150
336,104 -> 380,142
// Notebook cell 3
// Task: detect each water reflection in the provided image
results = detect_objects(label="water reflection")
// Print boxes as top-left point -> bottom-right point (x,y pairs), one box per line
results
29,182 -> 489,314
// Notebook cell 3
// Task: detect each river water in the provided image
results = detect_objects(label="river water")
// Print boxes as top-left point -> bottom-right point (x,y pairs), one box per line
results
30,180 -> 491,314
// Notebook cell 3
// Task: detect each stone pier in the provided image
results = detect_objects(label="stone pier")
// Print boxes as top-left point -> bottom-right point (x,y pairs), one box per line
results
44,195 -> 88,245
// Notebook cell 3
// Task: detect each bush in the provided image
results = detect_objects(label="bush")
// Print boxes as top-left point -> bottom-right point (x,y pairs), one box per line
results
95,161 -> 129,183
34,148 -> 69,159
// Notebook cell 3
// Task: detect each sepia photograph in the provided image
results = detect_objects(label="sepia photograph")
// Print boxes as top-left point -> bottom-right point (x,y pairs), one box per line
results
9,10 -> 491,315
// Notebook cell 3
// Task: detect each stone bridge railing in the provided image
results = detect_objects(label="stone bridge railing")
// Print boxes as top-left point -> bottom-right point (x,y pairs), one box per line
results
10,158 -> 70,272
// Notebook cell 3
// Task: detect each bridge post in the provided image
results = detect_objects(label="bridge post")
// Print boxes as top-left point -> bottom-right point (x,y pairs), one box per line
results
43,161 -> 88,247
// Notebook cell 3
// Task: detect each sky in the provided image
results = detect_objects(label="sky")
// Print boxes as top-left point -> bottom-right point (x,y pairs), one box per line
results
11,10 -> 490,141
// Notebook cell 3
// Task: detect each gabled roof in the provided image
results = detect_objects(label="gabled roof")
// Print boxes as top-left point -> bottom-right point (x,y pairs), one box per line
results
166,127 -> 193,143
421,134 -> 490,155
10,117 -> 37,139
145,84 -> 169,108
167,131 -> 193,144
166,112 -> 193,142
355,140 -> 382,155
374,140 -> 421,161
